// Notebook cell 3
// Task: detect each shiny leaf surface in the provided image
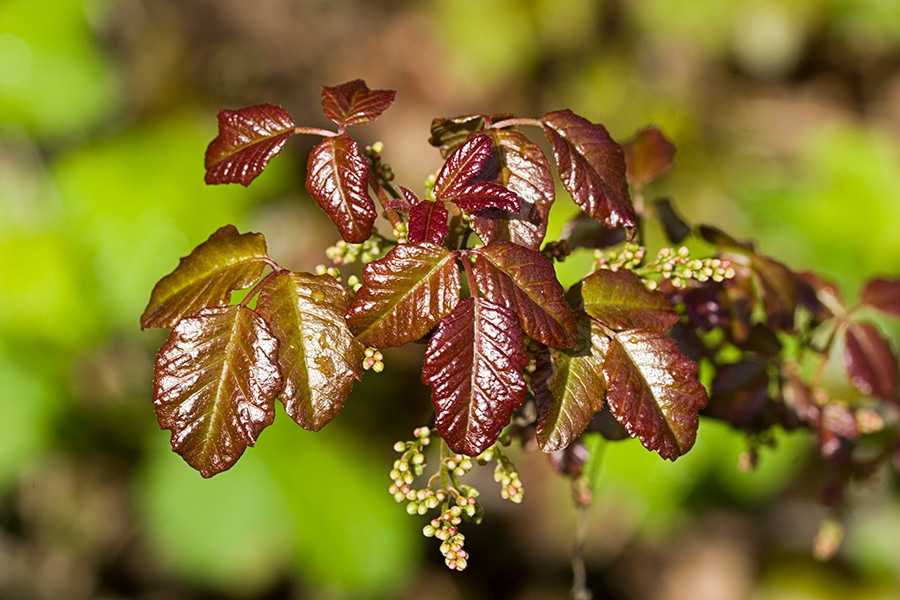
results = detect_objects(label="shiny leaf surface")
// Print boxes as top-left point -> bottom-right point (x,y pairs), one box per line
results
433,133 -> 493,197
408,200 -> 449,245
153,306 -> 281,477
204,105 -> 296,186
320,79 -> 395,128
581,269 -> 679,332
843,321 -> 899,400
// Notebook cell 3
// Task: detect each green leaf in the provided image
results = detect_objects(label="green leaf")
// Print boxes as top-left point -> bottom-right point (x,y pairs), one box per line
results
472,242 -> 577,348
141,225 -> 267,329
422,297 -> 528,456
581,269 -> 679,332
532,317 -> 609,452
346,243 -> 461,348
256,271 -> 364,431
603,329 -> 708,460
153,305 -> 281,477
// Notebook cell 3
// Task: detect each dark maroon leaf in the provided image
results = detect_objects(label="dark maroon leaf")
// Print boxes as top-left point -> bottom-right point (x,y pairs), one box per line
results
205,105 -> 296,186
141,225 -> 268,329
408,200 -> 449,245
532,317 -> 609,451
433,134 -> 493,197
306,133 -> 377,243
843,321 -> 899,399
153,306 -> 281,477
346,243 -> 461,348
706,359 -> 770,429
541,109 -> 634,230
472,242 -> 578,348
320,80 -> 396,128
560,213 -> 627,250
422,297 -> 528,456
622,126 -> 676,188
796,271 -> 843,325
861,278 -> 900,317
653,198 -> 691,244
581,269 -> 679,332
697,224 -> 754,251
443,182 -> 520,213
256,271 -> 364,431
749,253 -> 799,332
603,329 -> 708,460
387,185 -> 420,213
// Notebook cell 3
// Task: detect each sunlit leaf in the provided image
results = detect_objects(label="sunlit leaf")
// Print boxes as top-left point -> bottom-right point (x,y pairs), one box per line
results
581,269 -> 679,332
603,329 -> 708,460
623,126 -> 676,188
387,185 -> 419,213
320,79 -> 396,128
861,278 -> 900,317
422,298 -> 527,456
141,225 -> 267,329
408,200 -> 449,245
443,181 -> 520,213
153,306 -> 281,477
532,317 -> 609,452
256,271 -> 364,431
204,105 -> 296,186
843,321 -> 899,400
433,133 -> 492,197
541,109 -> 634,230
306,133 -> 377,243
346,243 -> 461,348
472,242 -> 577,348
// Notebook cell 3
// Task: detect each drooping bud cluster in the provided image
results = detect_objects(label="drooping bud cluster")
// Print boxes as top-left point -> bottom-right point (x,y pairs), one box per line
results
493,452 -> 524,503
392,221 -> 409,244
362,347 -> 384,372
423,505 -> 470,571
541,240 -> 572,263
364,141 -> 394,185
325,238 -> 384,265
389,426 -> 431,503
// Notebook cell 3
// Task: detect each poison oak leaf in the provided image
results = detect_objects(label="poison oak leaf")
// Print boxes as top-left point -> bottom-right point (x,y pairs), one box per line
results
434,133 -> 494,196
346,243 -> 461,348
581,269 -> 679,332
320,79 -> 396,128
141,225 -> 268,329
205,104 -> 296,186
843,321 -> 899,400
622,126 -> 676,188
153,305 -> 281,478
861,278 -> 900,317
423,297 -> 528,456
256,271 -> 364,431
408,200 -> 450,245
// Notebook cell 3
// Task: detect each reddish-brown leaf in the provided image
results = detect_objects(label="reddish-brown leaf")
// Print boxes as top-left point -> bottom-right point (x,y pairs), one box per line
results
603,329 -> 708,460
443,182 -> 520,213
422,298 -> 528,456
581,269 -> 679,332
346,243 -> 461,348
204,105 -> 296,186
306,133 -> 377,243
843,321 -> 899,400
320,79 -> 396,128
408,200 -> 449,245
153,306 -> 281,477
861,278 -> 900,317
623,126 -> 676,188
433,134 -> 493,198
541,109 -> 634,230
141,225 -> 267,329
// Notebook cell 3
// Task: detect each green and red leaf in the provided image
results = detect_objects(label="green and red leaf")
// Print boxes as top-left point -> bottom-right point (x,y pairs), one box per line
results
141,225 -> 268,329
306,133 -> 377,243
581,269 -> 679,332
843,321 -> 899,400
541,109 -> 634,230
320,79 -> 396,128
204,104 -> 296,186
346,243 -> 461,347
408,200 -> 450,245
603,329 -> 708,460
256,271 -> 364,431
153,305 -> 281,477
423,297 -> 528,456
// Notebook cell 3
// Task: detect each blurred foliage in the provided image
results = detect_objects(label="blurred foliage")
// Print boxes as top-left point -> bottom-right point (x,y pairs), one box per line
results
1,0 -> 899,598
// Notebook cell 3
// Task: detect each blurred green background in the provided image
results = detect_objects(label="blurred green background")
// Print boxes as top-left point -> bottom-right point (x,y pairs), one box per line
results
2,0 -> 900,598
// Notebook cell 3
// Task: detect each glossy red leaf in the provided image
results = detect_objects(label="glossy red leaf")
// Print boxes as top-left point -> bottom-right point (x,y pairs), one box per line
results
472,242 -> 578,348
433,134 -> 493,197
306,133 -> 377,243
256,271 -> 364,431
532,317 -> 609,452
843,321 -> 899,400
387,185 -> 420,213
346,243 -> 461,348
204,105 -> 296,186
541,109 -> 635,230
581,269 -> 679,332
623,126 -> 676,188
443,181 -> 520,213
320,79 -> 396,128
422,297 -> 528,456
429,114 -> 514,157
141,225 -> 268,329
408,200 -> 450,245
861,278 -> 900,317
153,306 -> 281,477
603,329 -> 708,460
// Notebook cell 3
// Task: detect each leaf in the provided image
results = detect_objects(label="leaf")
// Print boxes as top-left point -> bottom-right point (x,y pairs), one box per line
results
541,109 -> 635,230
472,242 -> 578,348
653,198 -> 691,245
320,79 -> 396,128
623,126 -> 676,188
256,271 -> 364,431
706,359 -> 771,429
444,182 -> 520,213
153,306 -> 281,477
861,278 -> 900,317
306,133 -> 377,243
843,321 -> 899,400
422,298 -> 527,456
433,134 -> 493,198
532,317 -> 609,452
204,105 -> 296,186
141,225 -> 268,329
429,114 -> 504,157
387,185 -> 420,213
580,269 -> 679,332
408,200 -> 449,245
603,329 -> 708,460
346,243 -> 461,348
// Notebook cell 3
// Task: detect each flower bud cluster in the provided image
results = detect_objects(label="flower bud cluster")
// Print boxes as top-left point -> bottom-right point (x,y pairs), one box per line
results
364,141 -> 394,184
424,173 -> 437,201
325,238 -> 383,265
542,240 -> 572,263
346,274 -> 362,293
423,505 -> 470,571
362,347 -> 384,372
593,242 -> 646,272
392,221 -> 409,244
314,264 -> 341,280
494,453 -> 524,503
389,426 -> 431,503
642,246 -> 735,290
